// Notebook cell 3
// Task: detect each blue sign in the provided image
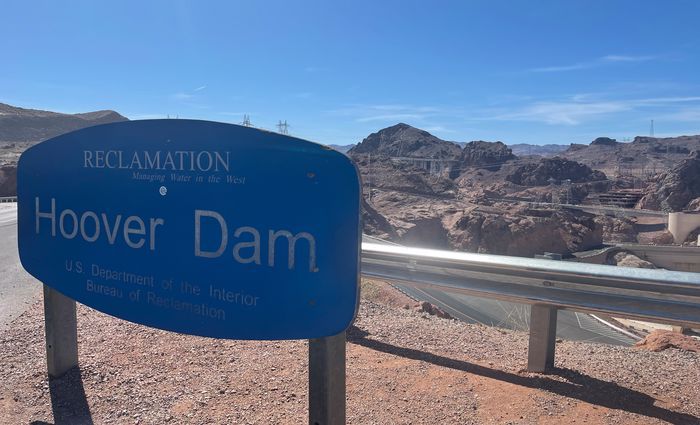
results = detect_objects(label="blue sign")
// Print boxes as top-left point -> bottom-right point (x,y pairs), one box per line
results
18,120 -> 361,339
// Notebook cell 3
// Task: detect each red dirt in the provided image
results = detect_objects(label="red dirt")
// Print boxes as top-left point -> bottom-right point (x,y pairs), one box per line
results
635,330 -> 700,353
0,284 -> 699,424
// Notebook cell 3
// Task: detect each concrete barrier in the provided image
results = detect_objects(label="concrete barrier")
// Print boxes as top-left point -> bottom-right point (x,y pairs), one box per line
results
668,212 -> 700,244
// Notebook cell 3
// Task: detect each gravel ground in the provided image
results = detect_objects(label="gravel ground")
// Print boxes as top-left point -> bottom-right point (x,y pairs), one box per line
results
0,282 -> 699,424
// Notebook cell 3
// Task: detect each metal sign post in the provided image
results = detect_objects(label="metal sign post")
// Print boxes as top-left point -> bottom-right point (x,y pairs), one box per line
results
309,332 -> 346,425
43,285 -> 79,378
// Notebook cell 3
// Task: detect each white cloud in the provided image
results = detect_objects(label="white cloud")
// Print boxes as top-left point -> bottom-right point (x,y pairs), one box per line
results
489,101 -> 630,125
602,55 -> 657,62
170,85 -> 207,101
530,54 -> 659,73
659,107 -> 700,122
479,95 -> 700,126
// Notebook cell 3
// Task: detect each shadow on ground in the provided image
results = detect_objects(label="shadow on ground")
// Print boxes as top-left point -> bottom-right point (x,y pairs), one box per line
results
348,325 -> 698,425
30,367 -> 93,425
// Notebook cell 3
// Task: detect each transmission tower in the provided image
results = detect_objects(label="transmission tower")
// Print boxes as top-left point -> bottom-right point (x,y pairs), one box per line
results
241,114 -> 252,127
650,119 -> 655,137
277,120 -> 290,135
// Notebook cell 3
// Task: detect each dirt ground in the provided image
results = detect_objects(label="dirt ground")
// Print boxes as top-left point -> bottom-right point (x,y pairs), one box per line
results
1,279 -> 699,424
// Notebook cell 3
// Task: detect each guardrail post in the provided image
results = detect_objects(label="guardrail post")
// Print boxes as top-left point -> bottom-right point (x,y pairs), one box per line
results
43,285 -> 79,378
527,304 -> 557,373
308,331 -> 346,425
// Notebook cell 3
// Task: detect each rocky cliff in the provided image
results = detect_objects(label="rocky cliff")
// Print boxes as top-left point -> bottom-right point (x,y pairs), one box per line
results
507,143 -> 567,157
445,206 -> 603,257
354,124 -> 612,256
562,134 -> 700,175
505,157 -> 607,186
638,151 -> 700,211
459,141 -> 515,169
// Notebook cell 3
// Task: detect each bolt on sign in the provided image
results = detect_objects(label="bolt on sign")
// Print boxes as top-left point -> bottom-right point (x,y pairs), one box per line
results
18,119 -> 361,339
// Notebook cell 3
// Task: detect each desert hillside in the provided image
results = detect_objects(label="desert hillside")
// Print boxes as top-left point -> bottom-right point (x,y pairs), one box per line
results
0,102 -> 127,144
0,102 -> 128,195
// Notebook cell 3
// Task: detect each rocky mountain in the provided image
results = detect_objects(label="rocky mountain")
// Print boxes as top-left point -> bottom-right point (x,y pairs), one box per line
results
0,102 -> 128,143
350,123 -> 614,256
638,151 -> 700,211
459,141 -> 515,169
507,143 -> 567,157
348,123 -> 462,159
561,134 -> 700,176
350,125 -> 700,253
505,158 -> 607,186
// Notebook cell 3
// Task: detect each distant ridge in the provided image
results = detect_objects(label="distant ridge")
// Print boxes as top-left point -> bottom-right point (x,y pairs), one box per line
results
507,143 -> 567,157
0,102 -> 128,143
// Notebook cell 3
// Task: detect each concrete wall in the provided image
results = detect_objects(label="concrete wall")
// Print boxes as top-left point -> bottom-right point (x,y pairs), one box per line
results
668,212 -> 700,244
573,244 -> 700,273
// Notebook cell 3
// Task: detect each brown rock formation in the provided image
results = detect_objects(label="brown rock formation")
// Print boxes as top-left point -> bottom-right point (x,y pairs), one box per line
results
635,330 -> 700,353
505,157 -> 607,186
612,252 -> 656,269
445,206 -> 603,257
459,140 -> 515,169
637,151 -> 700,211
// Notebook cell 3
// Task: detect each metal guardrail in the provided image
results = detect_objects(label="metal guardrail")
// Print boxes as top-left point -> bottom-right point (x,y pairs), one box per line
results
0,196 -> 17,203
360,242 -> 700,371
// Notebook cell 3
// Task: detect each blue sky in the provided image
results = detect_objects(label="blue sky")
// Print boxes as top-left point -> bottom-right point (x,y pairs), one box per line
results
2,0 -> 700,145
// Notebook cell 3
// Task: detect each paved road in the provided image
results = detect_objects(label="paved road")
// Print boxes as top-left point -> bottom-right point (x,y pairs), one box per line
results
362,235 -> 636,346
0,204 -> 42,330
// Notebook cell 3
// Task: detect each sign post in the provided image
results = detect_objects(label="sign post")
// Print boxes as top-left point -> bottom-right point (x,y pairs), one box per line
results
18,119 -> 361,423
309,331 -> 346,425
43,285 -> 78,378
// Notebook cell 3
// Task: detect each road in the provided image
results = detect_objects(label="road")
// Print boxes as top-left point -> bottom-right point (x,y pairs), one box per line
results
0,204 -> 42,330
362,235 -> 637,346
